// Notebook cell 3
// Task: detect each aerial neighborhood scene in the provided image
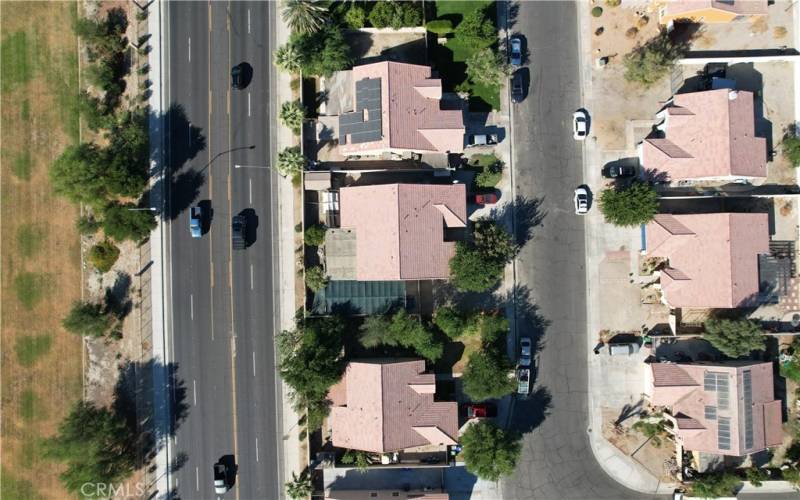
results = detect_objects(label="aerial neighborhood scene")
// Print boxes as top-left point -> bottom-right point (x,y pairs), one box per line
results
6,0 -> 800,499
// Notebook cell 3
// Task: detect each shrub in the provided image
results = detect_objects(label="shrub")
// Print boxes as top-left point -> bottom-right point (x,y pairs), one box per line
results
426,19 -> 453,36
88,240 -> 120,273
690,473 -> 742,498
703,318 -> 766,358
623,29 -> 689,87
289,24 -> 352,77
433,306 -> 466,339
626,27 -> 639,38
341,450 -> 370,472
465,48 -> 511,89
598,181 -> 658,227
304,223 -> 326,247
782,132 -> 800,167
746,467 -> 768,487
62,301 -> 113,338
606,0 -> 621,6
455,5 -> 496,45
591,6 -> 603,17
343,5 -> 366,29
368,1 -> 422,29
305,265 -> 328,292
475,161 -> 503,188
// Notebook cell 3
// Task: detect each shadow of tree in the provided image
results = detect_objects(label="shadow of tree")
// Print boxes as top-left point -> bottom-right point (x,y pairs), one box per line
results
509,386 -> 553,434
104,271 -> 133,321
615,399 -> 644,426
489,195 -> 546,247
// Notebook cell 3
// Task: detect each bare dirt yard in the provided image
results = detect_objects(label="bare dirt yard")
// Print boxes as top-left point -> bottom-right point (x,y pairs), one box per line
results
1,2 -> 83,498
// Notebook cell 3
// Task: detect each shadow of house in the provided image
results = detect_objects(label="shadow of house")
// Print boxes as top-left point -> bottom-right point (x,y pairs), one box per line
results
347,32 -> 429,66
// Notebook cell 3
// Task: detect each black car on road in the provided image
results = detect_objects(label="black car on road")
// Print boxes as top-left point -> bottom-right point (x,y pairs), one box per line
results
511,70 -> 525,103
232,215 -> 246,250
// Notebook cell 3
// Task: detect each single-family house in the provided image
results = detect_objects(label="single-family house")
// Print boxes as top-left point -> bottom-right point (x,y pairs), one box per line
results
329,61 -> 465,157
328,359 -> 458,454
639,89 -> 766,183
657,0 -> 768,24
646,361 -> 782,456
326,183 -> 467,281
644,213 -> 769,308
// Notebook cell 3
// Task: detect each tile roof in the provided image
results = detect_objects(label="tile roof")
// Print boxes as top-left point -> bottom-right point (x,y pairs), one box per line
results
339,183 -> 467,281
338,62 -> 465,155
329,359 -> 458,453
664,0 -> 768,17
642,89 -> 766,180
645,213 -> 769,308
649,361 -> 781,456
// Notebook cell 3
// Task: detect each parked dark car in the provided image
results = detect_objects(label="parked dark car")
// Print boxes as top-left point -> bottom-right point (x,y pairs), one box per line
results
511,70 -> 525,103
602,164 -> 637,179
232,215 -> 246,250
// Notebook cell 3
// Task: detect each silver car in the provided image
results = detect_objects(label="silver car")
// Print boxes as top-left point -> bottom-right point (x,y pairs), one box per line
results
574,187 -> 589,215
519,337 -> 532,367
509,36 -> 522,66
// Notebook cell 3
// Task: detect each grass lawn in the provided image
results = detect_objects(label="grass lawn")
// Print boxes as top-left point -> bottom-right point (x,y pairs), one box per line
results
1,2 -> 83,498
468,153 -> 503,188
431,0 -> 499,111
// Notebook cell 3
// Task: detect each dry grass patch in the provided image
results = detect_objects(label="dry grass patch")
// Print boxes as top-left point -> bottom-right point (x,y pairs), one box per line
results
1,2 -> 83,498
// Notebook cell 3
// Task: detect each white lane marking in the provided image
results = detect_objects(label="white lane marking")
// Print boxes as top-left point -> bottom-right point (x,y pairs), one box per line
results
255,437 -> 259,462
195,467 -> 199,491
187,121 -> 192,146
193,379 -> 197,405
188,37 -> 191,62
249,178 -> 253,204
190,294 -> 194,320
247,92 -> 251,117
250,264 -> 254,290
252,351 -> 256,377
248,9 -> 251,33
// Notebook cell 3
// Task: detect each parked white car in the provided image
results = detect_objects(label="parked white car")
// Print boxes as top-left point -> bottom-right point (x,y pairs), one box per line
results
573,110 -> 588,140
574,187 -> 589,214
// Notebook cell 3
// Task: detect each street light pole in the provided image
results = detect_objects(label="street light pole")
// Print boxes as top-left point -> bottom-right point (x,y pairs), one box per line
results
127,207 -> 158,212
234,164 -> 272,170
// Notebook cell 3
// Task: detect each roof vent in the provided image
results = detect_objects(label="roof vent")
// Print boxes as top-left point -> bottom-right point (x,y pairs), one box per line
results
728,90 -> 739,100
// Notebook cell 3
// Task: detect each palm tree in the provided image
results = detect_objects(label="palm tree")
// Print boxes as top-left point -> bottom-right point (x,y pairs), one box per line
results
273,44 -> 302,74
276,146 -> 306,178
281,0 -> 327,34
279,101 -> 306,132
285,471 -> 313,499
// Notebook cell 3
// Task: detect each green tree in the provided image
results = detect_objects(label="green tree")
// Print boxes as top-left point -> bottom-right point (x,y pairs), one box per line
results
274,44 -> 302,74
277,146 -> 306,177
290,24 -> 352,77
88,240 -> 120,273
285,471 -> 313,499
632,418 -> 667,447
623,29 -> 689,87
466,48 -> 510,90
368,1 -> 422,29
433,306 -> 467,339
461,421 -> 521,482
449,243 -> 506,292
76,214 -> 102,235
473,218 -> 518,263
278,317 -> 346,405
599,181 -> 659,227
305,265 -> 329,292
282,0 -> 327,34
784,467 -> 800,490
455,6 -> 495,45
703,318 -> 766,358
102,108 -> 150,198
782,132 -> 800,167
77,90 -> 113,132
358,310 -> 444,361
746,467 -> 768,487
426,19 -> 453,35
690,473 -> 742,498
43,401 -> 136,493
341,449 -> 371,472
344,5 -> 366,29
304,223 -> 327,247
102,202 -> 157,243
280,100 -> 306,132
50,143 -> 108,206
462,350 -> 516,401
62,301 -> 114,338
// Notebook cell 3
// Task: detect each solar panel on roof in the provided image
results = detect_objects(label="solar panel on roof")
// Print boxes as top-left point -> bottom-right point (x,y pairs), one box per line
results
718,416 -> 731,450
743,370 -> 753,449
339,78 -> 382,145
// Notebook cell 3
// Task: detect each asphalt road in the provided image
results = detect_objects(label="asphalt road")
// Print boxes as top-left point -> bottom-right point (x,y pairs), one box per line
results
165,2 -> 281,499
502,2 -> 661,498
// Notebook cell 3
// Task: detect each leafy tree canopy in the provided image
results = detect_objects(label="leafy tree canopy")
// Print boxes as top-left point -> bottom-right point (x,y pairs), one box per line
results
50,143 -> 108,206
88,239 -> 121,273
449,243 -> 506,292
461,420 -> 521,481
290,24 -> 352,77
455,6 -> 496,45
462,350 -> 516,401
277,146 -> 307,178
690,472 -> 742,499
433,306 -> 467,339
466,48 -> 510,90
368,1 -> 422,29
703,318 -> 766,358
285,471 -> 313,500
102,202 -> 157,243
359,310 -> 444,361
62,301 -> 114,338
282,0 -> 327,34
623,29 -> 688,87
598,181 -> 659,227
274,44 -> 302,74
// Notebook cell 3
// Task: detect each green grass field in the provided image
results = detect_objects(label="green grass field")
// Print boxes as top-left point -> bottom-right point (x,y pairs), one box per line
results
431,0 -> 499,111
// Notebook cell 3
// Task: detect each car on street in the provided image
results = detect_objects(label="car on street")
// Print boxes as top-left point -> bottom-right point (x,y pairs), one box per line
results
573,110 -> 588,140
213,462 -> 229,495
232,215 -> 246,250
189,206 -> 203,238
511,70 -> 525,104
517,367 -> 530,395
602,164 -> 637,179
509,36 -> 522,66
466,133 -> 498,148
573,187 -> 589,214
519,337 -> 532,367
464,402 -> 497,419
474,193 -> 498,206
231,64 -> 244,90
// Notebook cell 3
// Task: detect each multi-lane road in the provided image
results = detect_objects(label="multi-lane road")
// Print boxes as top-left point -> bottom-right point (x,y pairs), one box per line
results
164,2 -> 281,499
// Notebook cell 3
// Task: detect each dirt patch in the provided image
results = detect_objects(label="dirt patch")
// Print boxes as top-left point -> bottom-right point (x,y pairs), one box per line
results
1,3 -> 84,498
601,408 -> 677,482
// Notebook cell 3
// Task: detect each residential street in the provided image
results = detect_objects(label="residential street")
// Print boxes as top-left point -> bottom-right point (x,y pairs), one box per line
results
166,2 -> 282,499
502,2 -> 659,498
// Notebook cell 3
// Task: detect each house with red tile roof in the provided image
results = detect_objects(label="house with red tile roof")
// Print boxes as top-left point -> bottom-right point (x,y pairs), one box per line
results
328,359 -> 458,453
657,0 -> 768,25
645,361 -> 782,456
335,61 -> 465,157
332,183 -> 467,281
644,213 -> 769,308
639,89 -> 766,182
